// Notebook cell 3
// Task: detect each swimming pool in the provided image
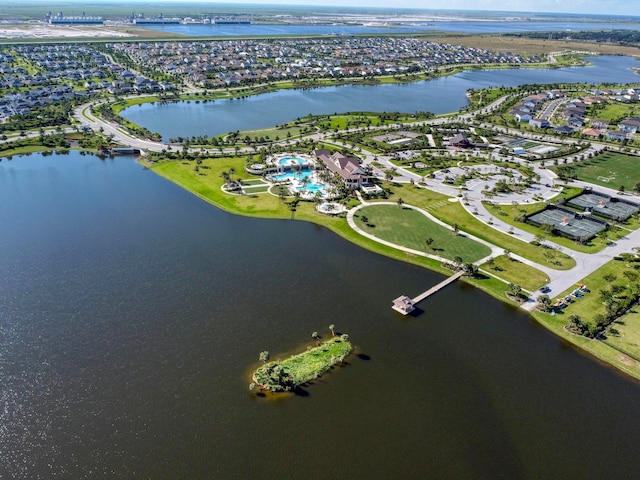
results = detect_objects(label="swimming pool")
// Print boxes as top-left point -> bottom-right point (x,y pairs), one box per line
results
270,170 -> 312,182
269,169 -> 327,195
277,156 -> 305,166
296,182 -> 326,194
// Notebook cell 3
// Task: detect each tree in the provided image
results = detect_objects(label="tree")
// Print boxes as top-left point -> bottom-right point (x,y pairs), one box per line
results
329,324 -> 335,336
425,237 -> 434,250
568,314 -> 587,335
508,283 -> 523,302
462,263 -> 478,277
312,331 -> 320,341
385,170 -> 394,183
593,314 -> 608,329
533,233 -> 546,245
536,294 -> 553,312
259,351 -> 270,363
603,273 -> 617,287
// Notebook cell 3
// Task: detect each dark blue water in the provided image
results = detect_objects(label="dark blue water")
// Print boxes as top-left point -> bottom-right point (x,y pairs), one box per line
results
2,151 -> 640,479
145,20 -> 640,36
121,55 -> 640,140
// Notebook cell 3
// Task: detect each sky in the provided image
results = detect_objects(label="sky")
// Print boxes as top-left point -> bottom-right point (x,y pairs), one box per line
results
145,0 -> 640,16
23,0 -> 640,17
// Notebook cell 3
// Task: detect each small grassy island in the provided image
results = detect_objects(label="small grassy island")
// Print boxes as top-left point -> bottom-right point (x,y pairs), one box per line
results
252,332 -> 353,392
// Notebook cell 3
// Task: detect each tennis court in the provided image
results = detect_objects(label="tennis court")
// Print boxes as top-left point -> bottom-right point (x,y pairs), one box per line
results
527,206 -> 607,240
568,193 -> 639,221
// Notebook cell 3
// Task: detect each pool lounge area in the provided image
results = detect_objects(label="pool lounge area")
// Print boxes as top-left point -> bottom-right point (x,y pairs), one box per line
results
269,169 -> 332,198
270,154 -> 315,171
262,154 -> 334,198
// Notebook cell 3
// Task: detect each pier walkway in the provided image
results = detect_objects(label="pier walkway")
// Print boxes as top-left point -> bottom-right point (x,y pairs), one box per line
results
412,271 -> 464,303
392,271 -> 464,315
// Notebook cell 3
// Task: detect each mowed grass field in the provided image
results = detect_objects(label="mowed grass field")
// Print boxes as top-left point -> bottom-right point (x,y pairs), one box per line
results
353,204 -> 491,263
603,307 -> 640,364
480,254 -> 549,292
571,152 -> 640,191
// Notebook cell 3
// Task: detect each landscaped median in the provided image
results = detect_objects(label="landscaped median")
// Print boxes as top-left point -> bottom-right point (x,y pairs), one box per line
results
252,335 -> 353,392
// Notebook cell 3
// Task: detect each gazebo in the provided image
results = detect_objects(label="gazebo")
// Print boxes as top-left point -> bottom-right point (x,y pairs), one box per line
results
392,295 -> 415,315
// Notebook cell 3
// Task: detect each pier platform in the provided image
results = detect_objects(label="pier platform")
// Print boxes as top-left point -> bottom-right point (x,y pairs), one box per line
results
392,271 -> 464,315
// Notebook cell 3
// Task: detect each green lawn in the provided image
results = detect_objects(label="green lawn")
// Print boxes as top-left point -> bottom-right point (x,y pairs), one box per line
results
242,185 -> 270,193
150,158 -> 457,277
553,258 -> 637,323
353,204 -> 491,263
591,103 -> 636,123
422,197 -> 576,269
253,336 -> 353,391
603,307 -> 640,363
376,182 -> 575,269
530,257 -> 640,382
568,152 -> 640,191
531,309 -> 640,382
241,178 -> 268,186
480,254 -> 549,292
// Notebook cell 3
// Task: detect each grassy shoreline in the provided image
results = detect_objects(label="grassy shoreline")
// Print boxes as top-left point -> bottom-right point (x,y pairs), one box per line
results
253,336 -> 353,392
148,157 -> 640,382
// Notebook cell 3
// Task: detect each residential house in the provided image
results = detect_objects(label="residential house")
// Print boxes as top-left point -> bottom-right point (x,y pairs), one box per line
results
619,119 -> 640,134
554,126 -> 574,135
529,118 -> 550,128
607,131 -> 627,141
592,119 -> 609,130
581,128 -> 602,138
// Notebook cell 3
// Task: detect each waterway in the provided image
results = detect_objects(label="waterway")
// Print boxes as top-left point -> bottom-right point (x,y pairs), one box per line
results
2,151 -> 640,479
121,55 -> 640,140
145,20 -> 640,37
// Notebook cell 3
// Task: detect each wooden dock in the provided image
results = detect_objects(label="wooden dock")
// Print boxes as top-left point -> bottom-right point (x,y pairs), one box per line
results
392,271 -> 464,315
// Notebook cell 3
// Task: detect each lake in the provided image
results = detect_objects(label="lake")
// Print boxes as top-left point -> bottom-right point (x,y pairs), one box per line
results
2,150 -> 640,479
121,55 -> 640,141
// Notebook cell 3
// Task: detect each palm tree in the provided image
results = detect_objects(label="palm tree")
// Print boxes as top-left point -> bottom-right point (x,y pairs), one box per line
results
508,283 -> 523,300
536,294 -> 552,312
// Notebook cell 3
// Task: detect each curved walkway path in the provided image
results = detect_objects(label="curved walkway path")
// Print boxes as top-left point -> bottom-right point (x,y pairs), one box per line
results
347,201 -> 502,266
